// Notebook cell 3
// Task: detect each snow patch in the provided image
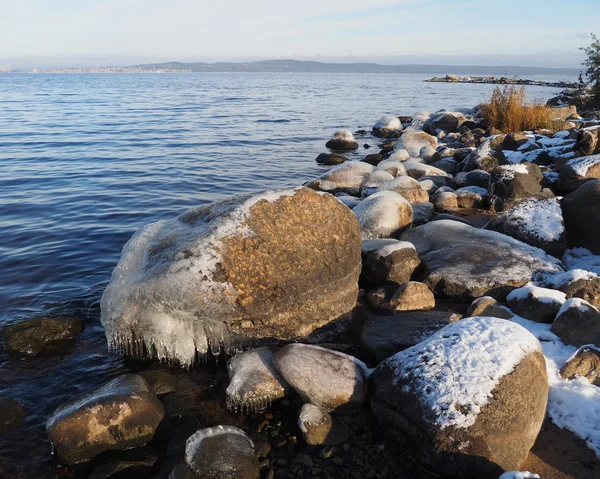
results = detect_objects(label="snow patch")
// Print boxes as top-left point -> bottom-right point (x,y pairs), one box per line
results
565,154 -> 600,177
505,197 -> 564,243
563,248 -> 600,276
507,284 -> 566,305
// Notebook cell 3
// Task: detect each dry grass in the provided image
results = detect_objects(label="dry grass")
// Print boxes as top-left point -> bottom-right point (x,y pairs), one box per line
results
480,86 -> 554,133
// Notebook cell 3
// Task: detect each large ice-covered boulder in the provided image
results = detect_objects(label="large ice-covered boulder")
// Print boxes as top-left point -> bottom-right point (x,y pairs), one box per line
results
101,188 -> 362,366
371,317 -> 548,477
557,154 -> 600,193
400,220 -> 564,300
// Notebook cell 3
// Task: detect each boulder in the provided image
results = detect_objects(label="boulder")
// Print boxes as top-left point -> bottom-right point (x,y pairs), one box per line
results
551,298 -> 600,347
506,285 -> 566,323
298,404 -> 350,446
489,164 -> 542,212
466,297 -> 512,319
432,191 -> 459,211
484,195 -> 567,257
559,345 -> 600,385
375,159 -> 407,177
100,188 -> 362,366
404,162 -> 449,180
138,370 -> 178,396
412,202 -> 435,225
353,191 -> 413,239
419,145 -> 441,163
226,347 -> 290,413
359,170 -> 394,198
371,317 -> 547,477
315,153 -> 347,166
395,130 -> 438,157
454,169 -> 490,189
387,149 -> 410,162
377,176 -> 429,203
456,186 -> 489,209
0,397 -> 27,438
502,132 -> 530,151
172,426 -> 259,479
400,220 -> 563,301
365,282 -> 435,313
576,125 -> 600,156
547,269 -> 600,308
325,129 -> 359,151
362,153 -> 383,166
460,140 -> 507,173
373,115 -> 403,138
423,112 -> 461,135
557,154 -> 600,193
1,317 -> 82,356
272,344 -> 369,413
306,161 -> 375,196
46,374 -> 165,464
561,179 -> 600,254
430,158 -> 457,174
360,239 -> 420,285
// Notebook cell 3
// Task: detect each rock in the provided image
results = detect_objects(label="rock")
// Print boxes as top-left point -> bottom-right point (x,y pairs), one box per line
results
306,161 -> 375,196
326,129 -> 359,151
226,347 -> 290,413
561,179 -> 600,254
550,105 -> 578,121
559,345 -> 600,385
506,285 -> 566,323
335,194 -> 361,209
138,370 -> 178,396
548,269 -> 600,307
489,164 -> 542,211
456,186 -> 488,209
371,317 -> 548,477
404,161 -> 449,180
419,145 -> 441,163
356,304 -> 460,362
377,176 -> 429,203
298,404 -> 350,446
47,374 -> 165,464
315,153 -> 348,166
454,169 -> 490,189
172,426 -> 260,479
362,153 -> 383,166
88,450 -> 158,479
387,149 -> 410,162
430,158 -> 457,174
418,179 -> 437,195
373,115 -> 402,138
557,154 -> 600,193
432,191 -> 458,211
272,344 -> 369,413
466,297 -> 512,319
365,282 -> 435,312
502,132 -> 530,151
101,188 -> 362,365
353,191 -> 413,239
423,112 -> 461,135
461,140 -> 507,173
484,195 -> 567,257
375,159 -> 407,177
359,170 -> 394,198
1,316 -> 82,356
576,125 -> 600,156
498,473 -> 540,479
394,130 -> 438,157
400,220 -> 563,301
0,397 -> 27,438
360,239 -> 420,285
411,202 -> 435,225
551,298 -> 600,347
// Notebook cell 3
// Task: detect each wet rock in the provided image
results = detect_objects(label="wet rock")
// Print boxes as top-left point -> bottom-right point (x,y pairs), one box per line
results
298,404 -> 351,446
559,345 -> 600,385
353,191 -> 413,239
557,154 -> 600,193
365,282 -> 435,313
371,317 -> 547,477
423,112 -> 462,135
362,153 -> 383,166
315,153 -> 347,166
394,130 -> 437,157
272,344 -> 369,413
101,188 -> 362,365
88,449 -> 158,479
172,426 -> 260,479
561,179 -> 600,254
138,370 -> 178,396
489,164 -> 542,211
551,298 -> 600,347
506,285 -> 566,323
307,161 -> 375,196
326,130 -> 359,151
1,316 -> 82,356
360,239 -> 420,285
400,220 -> 563,301
0,397 -> 27,438
47,374 -> 165,465
377,176 -> 429,203
226,347 -> 290,413
466,296 -> 512,319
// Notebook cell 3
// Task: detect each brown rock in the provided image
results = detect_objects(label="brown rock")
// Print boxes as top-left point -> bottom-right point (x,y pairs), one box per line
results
360,239 -> 420,285
559,345 -> 600,385
306,161 -> 374,196
551,298 -> 600,347
0,397 -> 27,438
557,154 -> 600,193
377,176 -> 429,203
298,404 -> 351,446
432,191 -> 458,211
576,125 -> 600,156
466,297 -> 512,319
1,317 -> 82,356
365,282 -> 434,313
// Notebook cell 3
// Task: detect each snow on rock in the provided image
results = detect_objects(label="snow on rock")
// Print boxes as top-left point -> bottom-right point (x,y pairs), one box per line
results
387,149 -> 410,162
376,158 -> 408,177
325,129 -> 359,150
361,239 -> 421,285
563,248 -> 600,276
506,284 -> 566,323
558,154 -> 600,193
306,161 -> 374,196
394,130 -> 437,158
507,284 -> 566,305
498,472 -> 540,479
361,238 -> 416,258
353,191 -> 413,240
360,170 -> 394,198
374,115 -> 402,131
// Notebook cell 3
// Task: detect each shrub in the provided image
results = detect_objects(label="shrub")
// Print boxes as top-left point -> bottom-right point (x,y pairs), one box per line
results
479,86 -> 553,133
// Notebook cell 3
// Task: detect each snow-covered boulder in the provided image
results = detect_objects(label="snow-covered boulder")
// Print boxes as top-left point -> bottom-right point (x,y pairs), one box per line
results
100,188 -> 362,366
576,125 -> 600,156
423,111 -> 463,135
272,344 -> 369,413
544,269 -> 600,307
456,186 -> 489,209
394,130 -> 437,157
506,285 -> 566,323
485,195 -> 567,257
306,161 -> 374,196
171,426 -> 259,479
387,149 -> 410,162
460,140 -> 507,173
561,179 -> 600,254
359,170 -> 394,198
466,296 -> 512,319
371,317 -> 547,477
489,164 -> 542,212
404,161 -> 449,180
360,239 -> 420,285
353,191 -> 413,240
325,129 -> 359,151
377,176 -> 429,203
557,154 -> 600,193
559,345 -> 600,386
375,158 -> 407,177
400,220 -> 564,301
373,115 -> 402,138
551,298 -> 600,347
226,347 -> 290,413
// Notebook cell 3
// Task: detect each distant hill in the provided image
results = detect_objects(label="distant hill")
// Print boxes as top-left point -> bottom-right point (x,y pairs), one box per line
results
131,59 -> 579,76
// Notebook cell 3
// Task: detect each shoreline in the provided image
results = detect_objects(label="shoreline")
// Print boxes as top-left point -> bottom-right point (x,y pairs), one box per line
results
425,74 -> 578,89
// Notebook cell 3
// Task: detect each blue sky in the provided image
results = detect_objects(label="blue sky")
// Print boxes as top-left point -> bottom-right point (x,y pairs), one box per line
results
1,0 -> 598,68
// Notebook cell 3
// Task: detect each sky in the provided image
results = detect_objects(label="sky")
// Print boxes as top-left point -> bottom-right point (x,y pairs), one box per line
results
0,0 -> 598,69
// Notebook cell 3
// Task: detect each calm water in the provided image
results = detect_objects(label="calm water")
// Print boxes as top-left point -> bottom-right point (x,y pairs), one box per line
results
0,73 -> 570,476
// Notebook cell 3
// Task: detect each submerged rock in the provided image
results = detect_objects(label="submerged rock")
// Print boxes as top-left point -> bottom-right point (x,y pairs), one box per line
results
101,188 -> 361,366
400,220 -> 563,301
1,316 -> 82,356
272,344 -> 369,413
315,153 -> 347,166
0,397 -> 27,438
371,317 -> 547,477
46,374 -> 164,465
226,347 -> 289,413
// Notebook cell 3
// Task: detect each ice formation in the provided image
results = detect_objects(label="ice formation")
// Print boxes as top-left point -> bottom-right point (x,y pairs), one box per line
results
383,317 -> 542,429
307,161 -> 374,196
498,472 -> 540,479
